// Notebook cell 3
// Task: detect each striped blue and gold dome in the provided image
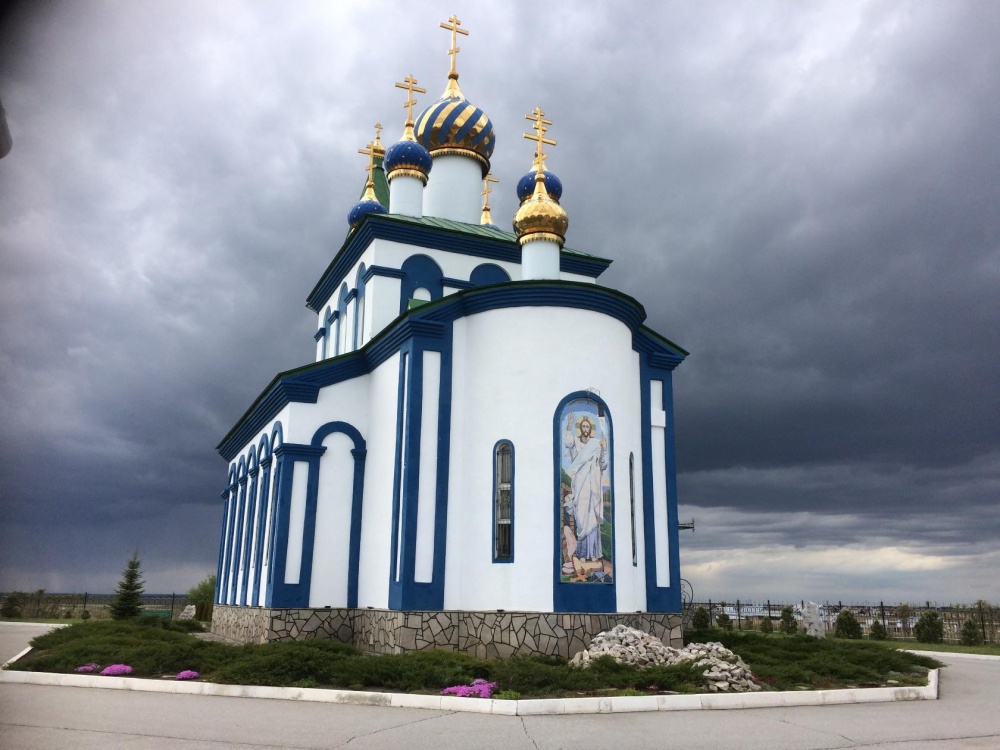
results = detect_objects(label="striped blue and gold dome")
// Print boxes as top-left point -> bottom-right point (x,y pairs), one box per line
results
414,80 -> 494,173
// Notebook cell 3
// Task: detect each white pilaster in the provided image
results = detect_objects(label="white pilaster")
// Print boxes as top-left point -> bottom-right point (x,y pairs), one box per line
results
388,175 -> 424,218
520,238 -> 561,280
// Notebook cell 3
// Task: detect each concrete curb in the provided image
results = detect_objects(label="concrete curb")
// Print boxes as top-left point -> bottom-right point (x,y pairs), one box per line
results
0,667 -> 938,715
906,649 -> 1000,662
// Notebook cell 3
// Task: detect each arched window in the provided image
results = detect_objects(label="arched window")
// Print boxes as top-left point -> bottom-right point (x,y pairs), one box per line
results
470,263 -> 510,286
493,440 -> 514,562
322,307 -> 334,359
354,263 -> 367,349
399,254 -> 443,314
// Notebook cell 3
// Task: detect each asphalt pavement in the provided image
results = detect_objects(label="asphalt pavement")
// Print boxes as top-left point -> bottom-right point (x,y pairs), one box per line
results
2,622 -> 998,749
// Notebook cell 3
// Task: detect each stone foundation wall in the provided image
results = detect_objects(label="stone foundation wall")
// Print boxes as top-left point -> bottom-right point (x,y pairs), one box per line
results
212,606 -> 683,657
212,604 -> 271,644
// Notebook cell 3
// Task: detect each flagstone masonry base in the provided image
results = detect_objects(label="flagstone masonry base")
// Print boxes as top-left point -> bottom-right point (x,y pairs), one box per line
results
212,605 -> 683,657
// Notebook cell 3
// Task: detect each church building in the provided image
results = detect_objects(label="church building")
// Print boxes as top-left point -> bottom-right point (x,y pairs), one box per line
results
211,16 -> 688,658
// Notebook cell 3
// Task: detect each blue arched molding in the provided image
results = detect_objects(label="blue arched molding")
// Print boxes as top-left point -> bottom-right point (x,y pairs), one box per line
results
249,432 -> 272,606
322,307 -> 334,359
215,464 -> 237,604
639,361 -> 682,611
353,263 -> 367,350
238,445 -> 259,605
552,390 -> 616,613
492,439 -> 515,563
471,263 -> 510,286
309,421 -> 367,608
399,254 -> 443,314
263,421 -> 366,609
335,283 -> 350,356
387,324 -> 453,611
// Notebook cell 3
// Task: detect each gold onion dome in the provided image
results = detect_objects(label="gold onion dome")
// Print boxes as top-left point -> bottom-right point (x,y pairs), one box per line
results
513,107 -> 567,246
413,15 -> 495,176
513,170 -> 568,245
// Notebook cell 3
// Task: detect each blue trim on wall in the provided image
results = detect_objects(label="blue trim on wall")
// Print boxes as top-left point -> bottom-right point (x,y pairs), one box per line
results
399,254 -> 444,315
388,348 -> 411,610
442,276 -> 474,290
492,439 -> 515,564
471,263 -> 511,286
362,265 -> 406,284
309,421 -> 367,608
239,446 -> 259,606
353,264 -> 367,351
219,283 -> 684,462
214,465 -> 235,604
639,363 -> 682,612
552,391 -> 617,613
267,443 -> 327,608
306,214 -> 611,313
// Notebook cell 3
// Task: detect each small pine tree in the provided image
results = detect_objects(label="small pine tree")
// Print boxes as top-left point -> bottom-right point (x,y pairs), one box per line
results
759,616 -> 774,634
1,591 -> 26,618
716,612 -> 733,631
914,610 -> 944,643
110,550 -> 145,620
779,605 -> 798,635
960,616 -> 984,646
691,606 -> 710,630
835,609 -> 863,639
869,620 -> 888,640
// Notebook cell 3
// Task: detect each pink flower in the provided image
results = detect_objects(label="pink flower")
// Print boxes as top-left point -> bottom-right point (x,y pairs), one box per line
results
441,678 -> 498,698
75,663 -> 100,673
100,664 -> 133,676
175,670 -> 200,680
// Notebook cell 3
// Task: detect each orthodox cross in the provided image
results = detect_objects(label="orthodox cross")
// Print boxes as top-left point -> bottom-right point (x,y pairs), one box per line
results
440,15 -> 468,76
357,141 -> 376,183
394,74 -> 426,125
523,107 -> 556,170
482,173 -> 499,207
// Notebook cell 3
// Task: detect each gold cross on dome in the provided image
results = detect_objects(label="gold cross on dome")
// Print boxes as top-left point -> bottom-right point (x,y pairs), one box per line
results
394,74 -> 427,124
440,15 -> 469,76
374,122 -> 383,141
357,141 -> 376,181
523,107 -> 556,169
482,173 -> 499,206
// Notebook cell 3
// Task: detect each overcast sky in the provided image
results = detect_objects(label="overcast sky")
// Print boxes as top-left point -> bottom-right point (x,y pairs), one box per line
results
1,1 -> 997,605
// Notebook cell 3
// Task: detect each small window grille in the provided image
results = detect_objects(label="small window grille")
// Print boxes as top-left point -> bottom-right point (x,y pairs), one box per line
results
494,442 -> 513,561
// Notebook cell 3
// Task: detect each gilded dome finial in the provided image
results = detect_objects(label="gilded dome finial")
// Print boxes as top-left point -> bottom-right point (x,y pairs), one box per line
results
348,136 -> 388,229
394,74 -> 427,141
440,14 -> 468,97
372,123 -> 385,157
513,107 -> 567,245
481,173 -> 499,227
357,140 -> 380,202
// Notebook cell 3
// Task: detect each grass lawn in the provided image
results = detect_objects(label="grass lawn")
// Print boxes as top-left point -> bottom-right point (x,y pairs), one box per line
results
5,620 -> 940,698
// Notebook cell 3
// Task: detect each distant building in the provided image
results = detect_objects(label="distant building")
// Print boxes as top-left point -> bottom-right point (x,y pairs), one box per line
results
211,17 -> 688,658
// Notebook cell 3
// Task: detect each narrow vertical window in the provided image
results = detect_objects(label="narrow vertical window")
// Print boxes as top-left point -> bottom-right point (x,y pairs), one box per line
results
494,441 -> 514,562
629,452 -> 637,566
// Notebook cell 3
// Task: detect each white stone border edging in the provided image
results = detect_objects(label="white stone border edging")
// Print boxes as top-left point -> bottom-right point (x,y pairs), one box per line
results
0,666 -> 937,715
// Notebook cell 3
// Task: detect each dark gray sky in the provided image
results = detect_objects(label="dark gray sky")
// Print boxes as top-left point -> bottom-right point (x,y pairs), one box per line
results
1,1 -> 997,603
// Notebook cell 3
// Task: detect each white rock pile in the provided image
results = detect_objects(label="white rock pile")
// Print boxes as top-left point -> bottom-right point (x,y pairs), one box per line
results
569,625 -> 762,693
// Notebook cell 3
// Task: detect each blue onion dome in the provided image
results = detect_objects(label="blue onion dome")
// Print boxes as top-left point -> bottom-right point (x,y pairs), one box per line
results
347,195 -> 387,229
516,169 -> 562,203
414,76 -> 495,177
384,139 -> 433,183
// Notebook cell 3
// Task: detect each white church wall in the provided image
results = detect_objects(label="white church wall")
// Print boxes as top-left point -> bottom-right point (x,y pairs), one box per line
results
422,154 -> 482,224
369,274 -> 403,339
649,379 -> 671,587
372,239 -> 520,286
355,352 -> 403,608
309,430 -> 355,607
444,305 -> 643,613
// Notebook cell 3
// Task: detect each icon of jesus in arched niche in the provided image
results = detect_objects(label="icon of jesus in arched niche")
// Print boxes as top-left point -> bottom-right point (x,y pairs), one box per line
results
559,398 -> 613,584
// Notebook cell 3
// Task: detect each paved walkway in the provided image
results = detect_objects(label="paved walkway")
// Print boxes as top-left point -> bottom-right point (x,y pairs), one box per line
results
2,623 -> 998,749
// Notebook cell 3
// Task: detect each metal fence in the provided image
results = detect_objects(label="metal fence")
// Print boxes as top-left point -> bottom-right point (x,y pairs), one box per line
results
686,600 -> 1000,644
0,592 -> 190,620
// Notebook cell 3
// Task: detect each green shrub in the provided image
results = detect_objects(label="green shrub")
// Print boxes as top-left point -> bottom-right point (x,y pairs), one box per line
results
1,591 -> 26,618
494,689 -> 521,700
914,611 -> 944,644
186,575 -> 216,622
779,606 -> 797,635
868,621 -> 888,640
716,613 -> 733,631
834,609 -> 862,639
168,619 -> 206,633
960,617 -> 984,646
759,617 -> 773,634
80,610 -> 91,621
691,607 -> 710,630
